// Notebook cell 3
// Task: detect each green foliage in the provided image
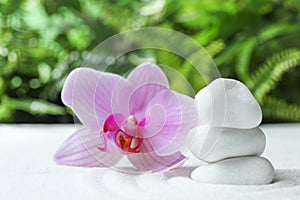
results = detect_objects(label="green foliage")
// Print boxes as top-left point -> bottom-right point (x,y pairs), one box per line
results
263,96 -> 300,122
249,49 -> 300,102
243,48 -> 300,121
0,95 -> 65,122
1,0 -> 300,123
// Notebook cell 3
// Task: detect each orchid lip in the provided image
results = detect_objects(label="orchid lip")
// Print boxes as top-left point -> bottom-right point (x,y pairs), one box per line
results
116,131 -> 143,153
100,114 -> 144,153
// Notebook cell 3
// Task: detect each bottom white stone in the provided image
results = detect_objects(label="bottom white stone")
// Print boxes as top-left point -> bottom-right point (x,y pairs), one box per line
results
191,156 -> 275,185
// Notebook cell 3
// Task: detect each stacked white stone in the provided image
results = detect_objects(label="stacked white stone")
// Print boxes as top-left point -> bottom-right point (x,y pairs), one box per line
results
189,78 -> 275,185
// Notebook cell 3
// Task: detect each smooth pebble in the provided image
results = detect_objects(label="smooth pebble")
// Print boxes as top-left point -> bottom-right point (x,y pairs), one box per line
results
195,78 -> 262,129
191,156 -> 275,185
188,126 -> 266,162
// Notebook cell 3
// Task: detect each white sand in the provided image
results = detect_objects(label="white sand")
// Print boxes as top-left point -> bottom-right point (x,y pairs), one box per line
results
0,124 -> 300,200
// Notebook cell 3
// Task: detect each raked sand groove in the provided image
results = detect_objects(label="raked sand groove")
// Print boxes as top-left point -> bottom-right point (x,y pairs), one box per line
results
82,168 -> 300,200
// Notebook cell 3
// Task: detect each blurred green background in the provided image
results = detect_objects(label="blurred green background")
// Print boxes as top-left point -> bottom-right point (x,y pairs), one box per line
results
1,0 -> 300,123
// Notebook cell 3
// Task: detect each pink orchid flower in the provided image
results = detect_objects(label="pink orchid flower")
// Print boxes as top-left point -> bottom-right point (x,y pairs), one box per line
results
54,63 -> 198,172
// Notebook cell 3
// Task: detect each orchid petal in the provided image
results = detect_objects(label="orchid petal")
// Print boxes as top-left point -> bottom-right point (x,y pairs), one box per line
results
127,140 -> 187,173
142,104 -> 167,137
141,89 -> 181,139
127,83 -> 167,122
154,92 -> 199,156
142,90 -> 188,153
111,64 -> 168,122
61,68 -> 127,129
103,113 -> 125,132
127,63 -> 169,89
101,131 -> 123,153
110,79 -> 133,119
54,127 -> 122,167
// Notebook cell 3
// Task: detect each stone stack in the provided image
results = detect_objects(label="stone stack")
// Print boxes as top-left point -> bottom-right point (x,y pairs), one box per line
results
189,78 -> 275,185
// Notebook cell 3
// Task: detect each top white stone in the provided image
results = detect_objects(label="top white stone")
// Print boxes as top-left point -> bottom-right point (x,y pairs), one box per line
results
195,78 -> 262,129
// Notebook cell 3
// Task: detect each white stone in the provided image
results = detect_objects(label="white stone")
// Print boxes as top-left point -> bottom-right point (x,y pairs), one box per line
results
188,126 -> 266,162
191,157 -> 275,185
195,78 -> 262,129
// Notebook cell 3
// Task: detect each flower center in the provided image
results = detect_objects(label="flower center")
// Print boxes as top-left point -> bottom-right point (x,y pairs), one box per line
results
101,114 -> 143,153
115,130 -> 143,153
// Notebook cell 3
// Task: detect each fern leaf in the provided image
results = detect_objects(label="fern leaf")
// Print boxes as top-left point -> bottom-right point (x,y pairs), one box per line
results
214,42 -> 239,66
262,95 -> 300,121
248,48 -> 300,102
205,39 -> 225,58
236,38 -> 257,82
258,23 -> 300,42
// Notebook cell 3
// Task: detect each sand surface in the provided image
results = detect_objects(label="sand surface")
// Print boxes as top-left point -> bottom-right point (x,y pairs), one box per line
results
1,124 -> 300,200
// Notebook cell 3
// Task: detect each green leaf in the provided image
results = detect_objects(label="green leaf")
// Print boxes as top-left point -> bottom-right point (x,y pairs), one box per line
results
258,23 -> 300,43
204,39 -> 225,58
236,38 -> 257,82
0,76 -> 5,95
263,95 -> 300,121
4,96 -> 66,115
193,26 -> 220,46
249,49 -> 300,102
38,63 -> 52,83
